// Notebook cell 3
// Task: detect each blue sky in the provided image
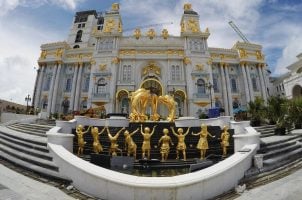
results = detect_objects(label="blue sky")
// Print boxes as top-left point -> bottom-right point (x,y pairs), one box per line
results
1,0 -> 302,104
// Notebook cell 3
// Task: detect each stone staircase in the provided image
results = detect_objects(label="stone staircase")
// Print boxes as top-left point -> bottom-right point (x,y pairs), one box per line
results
244,130 -> 302,178
254,125 -> 276,138
0,122 -> 70,182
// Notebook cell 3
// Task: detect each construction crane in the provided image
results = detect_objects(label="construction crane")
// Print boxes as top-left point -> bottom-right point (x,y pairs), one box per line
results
228,21 -> 250,43
123,22 -> 173,33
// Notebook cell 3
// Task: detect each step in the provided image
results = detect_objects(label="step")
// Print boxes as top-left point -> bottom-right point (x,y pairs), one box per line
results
0,126 -> 47,146
6,125 -> 47,137
0,151 -> 70,182
263,143 -> 301,159
259,139 -> 297,153
17,123 -> 53,131
260,133 -> 275,138
263,147 -> 302,167
0,143 -> 58,171
260,135 -> 302,147
0,137 -> 52,160
8,123 -> 49,134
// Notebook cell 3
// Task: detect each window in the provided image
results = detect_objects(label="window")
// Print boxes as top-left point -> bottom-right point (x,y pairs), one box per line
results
215,100 -> 221,108
42,98 -> 48,109
75,30 -> 83,43
82,23 -> 85,28
233,100 -> 240,109
65,78 -> 72,92
121,97 -> 129,113
73,45 -> 80,49
122,65 -> 131,81
213,77 -> 219,92
43,76 -> 51,91
231,78 -> 237,92
62,99 -> 70,114
252,77 -> 258,91
197,79 -> 206,94
171,65 -> 180,81
81,100 -> 87,110
77,24 -> 81,28
82,77 -> 90,92
96,78 -> 106,94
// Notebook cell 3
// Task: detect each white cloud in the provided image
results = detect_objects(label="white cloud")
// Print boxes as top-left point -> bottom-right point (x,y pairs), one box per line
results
0,0 -> 83,16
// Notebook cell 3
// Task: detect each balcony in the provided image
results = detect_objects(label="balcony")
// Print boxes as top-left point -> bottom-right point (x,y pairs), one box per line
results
192,93 -> 210,107
91,93 -> 110,105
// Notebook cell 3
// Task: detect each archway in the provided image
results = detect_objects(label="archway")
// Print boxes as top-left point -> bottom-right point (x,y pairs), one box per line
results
116,89 -> 129,113
140,78 -> 163,96
292,85 -> 302,98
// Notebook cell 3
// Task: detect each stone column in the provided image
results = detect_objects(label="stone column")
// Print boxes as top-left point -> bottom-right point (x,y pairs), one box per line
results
69,64 -> 79,112
47,64 -> 58,115
258,64 -> 267,102
241,62 -> 250,104
245,64 -> 254,102
220,63 -> 229,115
224,64 -> 233,116
51,62 -> 62,114
34,64 -> 45,108
87,61 -> 95,108
261,64 -> 268,99
74,63 -> 83,111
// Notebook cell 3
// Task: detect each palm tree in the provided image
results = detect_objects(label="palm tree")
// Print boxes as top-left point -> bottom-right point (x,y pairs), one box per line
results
248,97 -> 266,126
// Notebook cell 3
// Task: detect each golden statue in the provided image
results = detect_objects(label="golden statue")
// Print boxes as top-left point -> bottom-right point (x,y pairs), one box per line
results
170,127 -> 190,160
192,124 -> 215,159
129,88 -> 150,122
181,22 -> 185,32
55,48 -> 63,58
158,128 -> 174,161
124,128 -> 139,159
91,126 -> 106,154
76,125 -> 91,156
140,124 -> 157,159
112,3 -> 119,11
220,126 -> 230,157
40,50 -> 47,59
103,19 -> 115,33
107,127 -> 125,156
118,21 -> 123,33
161,29 -> 169,39
187,18 -> 200,33
183,3 -> 192,11
134,28 -> 141,39
158,94 -> 177,122
147,28 -> 156,39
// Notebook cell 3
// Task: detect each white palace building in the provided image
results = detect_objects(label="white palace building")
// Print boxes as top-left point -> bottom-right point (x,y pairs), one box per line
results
33,3 -> 270,118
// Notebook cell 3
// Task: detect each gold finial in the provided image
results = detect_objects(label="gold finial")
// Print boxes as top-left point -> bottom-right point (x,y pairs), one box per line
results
112,3 -> 119,11
147,28 -> 156,39
183,57 -> 191,64
161,29 -> 169,39
134,28 -> 141,39
184,3 -> 192,11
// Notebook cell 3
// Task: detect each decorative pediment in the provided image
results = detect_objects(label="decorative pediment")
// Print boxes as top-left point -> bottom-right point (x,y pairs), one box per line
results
142,62 -> 161,76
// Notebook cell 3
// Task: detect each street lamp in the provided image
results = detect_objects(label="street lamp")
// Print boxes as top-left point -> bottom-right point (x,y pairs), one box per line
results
25,94 -> 31,114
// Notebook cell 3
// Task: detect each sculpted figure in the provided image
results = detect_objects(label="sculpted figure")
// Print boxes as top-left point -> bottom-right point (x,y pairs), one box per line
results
129,88 -> 150,122
124,128 -> 139,159
158,128 -> 174,161
91,127 -> 106,154
140,124 -> 157,159
192,124 -> 215,160
220,126 -> 230,157
170,127 -> 190,160
107,127 -> 125,156
158,94 -> 177,122
76,125 -> 91,156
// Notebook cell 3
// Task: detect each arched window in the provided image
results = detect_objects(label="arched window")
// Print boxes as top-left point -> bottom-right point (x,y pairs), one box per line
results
213,77 -> 219,92
65,78 -> 72,92
122,65 -> 131,81
215,100 -> 221,108
171,65 -> 181,81
73,45 -> 80,49
75,30 -> 83,43
82,77 -> 90,92
96,78 -> 107,94
62,99 -> 70,114
121,97 -> 129,113
252,77 -> 258,91
81,100 -> 87,110
197,79 -> 206,94
231,78 -> 237,92
233,99 -> 240,109
43,76 -> 51,91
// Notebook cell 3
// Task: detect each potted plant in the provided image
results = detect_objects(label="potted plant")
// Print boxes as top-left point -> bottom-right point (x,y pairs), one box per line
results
288,97 -> 302,129
248,97 -> 266,126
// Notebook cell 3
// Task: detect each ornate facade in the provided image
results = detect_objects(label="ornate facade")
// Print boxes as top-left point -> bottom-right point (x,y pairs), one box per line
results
33,3 -> 269,117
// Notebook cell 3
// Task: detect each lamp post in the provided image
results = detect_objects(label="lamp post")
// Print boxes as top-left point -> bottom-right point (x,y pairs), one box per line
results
25,94 -> 31,114
206,82 -> 213,108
